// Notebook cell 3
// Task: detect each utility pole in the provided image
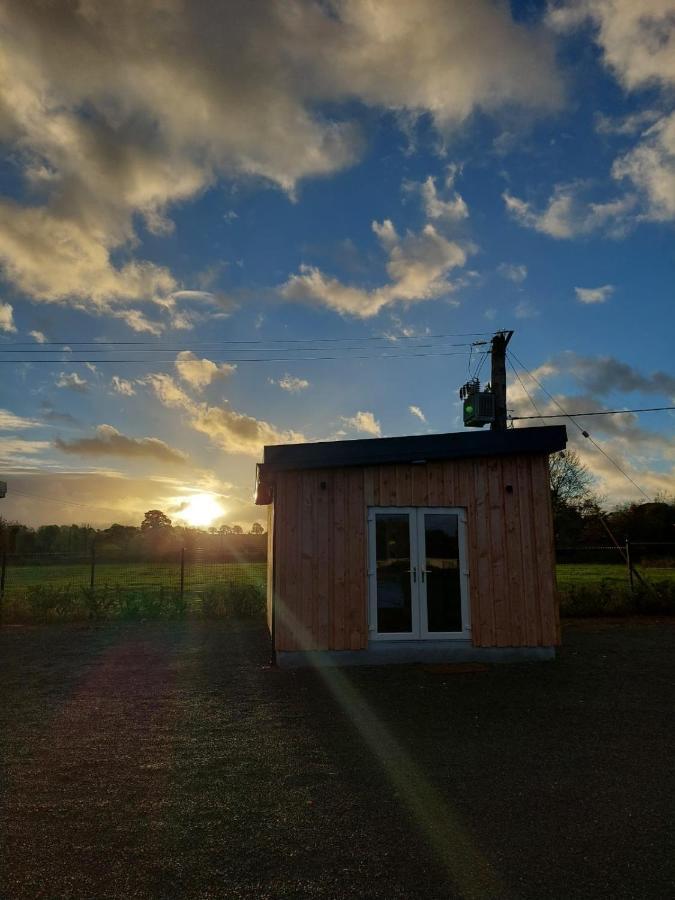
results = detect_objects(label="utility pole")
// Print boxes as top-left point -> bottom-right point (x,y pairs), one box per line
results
490,330 -> 513,431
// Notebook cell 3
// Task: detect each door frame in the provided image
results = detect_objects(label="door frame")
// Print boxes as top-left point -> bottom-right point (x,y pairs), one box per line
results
367,506 -> 470,642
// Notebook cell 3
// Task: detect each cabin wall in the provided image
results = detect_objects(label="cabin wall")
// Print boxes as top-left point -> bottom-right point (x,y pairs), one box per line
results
270,453 -> 558,652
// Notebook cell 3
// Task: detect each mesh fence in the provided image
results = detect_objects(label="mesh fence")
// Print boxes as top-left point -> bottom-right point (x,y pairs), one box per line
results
0,548 -> 266,603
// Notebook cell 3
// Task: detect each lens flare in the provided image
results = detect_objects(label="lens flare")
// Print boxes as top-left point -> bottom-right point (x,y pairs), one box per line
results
178,493 -> 224,528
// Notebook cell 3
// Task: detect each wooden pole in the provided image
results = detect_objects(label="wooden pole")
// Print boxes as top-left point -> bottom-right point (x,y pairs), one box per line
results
490,330 -> 514,431
625,537 -> 634,592
89,541 -> 96,589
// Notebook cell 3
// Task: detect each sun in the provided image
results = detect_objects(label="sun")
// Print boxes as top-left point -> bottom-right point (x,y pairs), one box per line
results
178,493 -> 224,528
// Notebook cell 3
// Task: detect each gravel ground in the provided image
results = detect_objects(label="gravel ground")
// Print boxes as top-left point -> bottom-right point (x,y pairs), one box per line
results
0,619 -> 673,900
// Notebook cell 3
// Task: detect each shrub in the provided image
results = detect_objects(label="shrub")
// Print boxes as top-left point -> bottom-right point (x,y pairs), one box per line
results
560,576 -> 675,618
201,581 -> 265,620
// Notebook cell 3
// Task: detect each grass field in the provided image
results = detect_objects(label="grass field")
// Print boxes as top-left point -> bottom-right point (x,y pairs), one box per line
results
1,618 -> 673,899
1,560 -> 267,599
555,563 -> 675,589
2,559 -> 673,600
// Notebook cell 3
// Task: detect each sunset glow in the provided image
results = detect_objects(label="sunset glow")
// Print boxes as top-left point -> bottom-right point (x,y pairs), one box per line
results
177,494 -> 224,528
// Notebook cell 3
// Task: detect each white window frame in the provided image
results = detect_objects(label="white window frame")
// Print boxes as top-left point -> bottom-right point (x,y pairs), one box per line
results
367,506 -> 470,642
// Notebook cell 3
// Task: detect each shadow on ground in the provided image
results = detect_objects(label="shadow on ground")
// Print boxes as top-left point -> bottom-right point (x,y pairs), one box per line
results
0,619 -> 673,899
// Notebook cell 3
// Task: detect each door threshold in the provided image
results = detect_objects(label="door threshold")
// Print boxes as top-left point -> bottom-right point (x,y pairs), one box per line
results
276,642 -> 555,668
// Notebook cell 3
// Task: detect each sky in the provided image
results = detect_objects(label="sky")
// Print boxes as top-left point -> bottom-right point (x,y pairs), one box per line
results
0,0 -> 673,530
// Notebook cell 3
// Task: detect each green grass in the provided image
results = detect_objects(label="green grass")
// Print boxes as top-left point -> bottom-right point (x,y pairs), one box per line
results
2,560 -> 266,599
556,563 -> 675,589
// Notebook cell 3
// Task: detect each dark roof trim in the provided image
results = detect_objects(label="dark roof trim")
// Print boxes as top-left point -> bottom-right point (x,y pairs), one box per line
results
255,425 -> 566,503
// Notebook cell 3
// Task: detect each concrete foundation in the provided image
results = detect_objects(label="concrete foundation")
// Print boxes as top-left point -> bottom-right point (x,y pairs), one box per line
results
276,640 -> 556,668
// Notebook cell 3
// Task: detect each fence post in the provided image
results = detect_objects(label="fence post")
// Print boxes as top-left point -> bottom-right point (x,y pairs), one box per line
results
625,537 -> 634,592
0,550 -> 6,607
90,541 -> 96,589
180,547 -> 185,599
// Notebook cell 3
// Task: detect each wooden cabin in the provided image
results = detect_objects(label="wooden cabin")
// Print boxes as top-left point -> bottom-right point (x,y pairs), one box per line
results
255,425 -> 567,666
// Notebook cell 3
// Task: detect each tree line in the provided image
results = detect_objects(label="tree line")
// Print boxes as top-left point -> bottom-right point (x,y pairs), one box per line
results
1,452 -> 673,557
0,510 -> 266,557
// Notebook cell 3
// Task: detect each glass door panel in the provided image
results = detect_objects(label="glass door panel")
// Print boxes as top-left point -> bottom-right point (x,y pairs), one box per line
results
421,513 -> 463,633
375,513 -> 413,634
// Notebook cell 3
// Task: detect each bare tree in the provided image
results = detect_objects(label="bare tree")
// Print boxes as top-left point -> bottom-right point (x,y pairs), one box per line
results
549,450 -> 596,514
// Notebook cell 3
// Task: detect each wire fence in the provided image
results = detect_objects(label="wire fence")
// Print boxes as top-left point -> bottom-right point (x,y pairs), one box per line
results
1,542 -> 672,622
0,547 -> 266,603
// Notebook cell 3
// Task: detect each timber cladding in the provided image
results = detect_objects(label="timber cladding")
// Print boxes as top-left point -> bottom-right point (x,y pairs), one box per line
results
269,453 -> 559,653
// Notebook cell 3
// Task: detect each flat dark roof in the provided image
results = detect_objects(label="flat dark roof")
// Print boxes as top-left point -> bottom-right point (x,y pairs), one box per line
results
260,425 -> 567,474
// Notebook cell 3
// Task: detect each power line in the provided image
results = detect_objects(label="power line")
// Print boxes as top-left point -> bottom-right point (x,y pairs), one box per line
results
508,349 -> 653,502
0,349 -> 476,365
0,340 -> 475,355
1,330 -> 496,348
511,406 -> 675,419
506,353 -> 545,425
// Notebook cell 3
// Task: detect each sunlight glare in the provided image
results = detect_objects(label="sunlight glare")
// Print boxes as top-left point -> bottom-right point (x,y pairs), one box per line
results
178,493 -> 224,528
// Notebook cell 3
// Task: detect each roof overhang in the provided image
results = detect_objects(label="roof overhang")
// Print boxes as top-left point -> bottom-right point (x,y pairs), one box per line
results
254,425 -> 567,504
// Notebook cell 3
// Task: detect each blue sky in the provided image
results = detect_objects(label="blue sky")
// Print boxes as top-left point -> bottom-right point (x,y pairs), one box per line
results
0,0 -> 673,528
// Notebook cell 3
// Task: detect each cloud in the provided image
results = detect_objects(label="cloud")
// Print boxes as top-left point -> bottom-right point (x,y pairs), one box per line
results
506,354 -> 675,503
270,374 -> 310,393
175,351 -> 237,391
550,3 -> 675,224
575,284 -> 614,304
549,1 -> 675,92
403,166 -> 468,220
56,371 -> 88,393
0,409 -> 41,430
281,219 -> 469,317
0,1 -> 560,323
145,373 -> 305,456
0,302 -> 16,333
409,405 -> 426,423
515,299 -> 539,319
0,437 -> 52,463
54,424 -> 188,465
39,401 -> 79,427
340,410 -> 382,436
29,329 -> 47,343
503,184 -> 637,238
612,111 -> 675,222
111,376 -> 136,396
595,109 -> 661,136
497,263 -> 528,283
553,352 -> 675,399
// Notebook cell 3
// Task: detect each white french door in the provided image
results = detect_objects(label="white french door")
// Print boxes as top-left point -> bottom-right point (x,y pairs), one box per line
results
367,507 -> 470,641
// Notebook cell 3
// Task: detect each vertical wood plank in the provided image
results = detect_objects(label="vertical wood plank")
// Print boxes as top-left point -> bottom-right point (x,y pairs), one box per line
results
266,501 -> 274,634
346,470 -> 367,649
501,455 -> 524,645
274,474 -> 288,650
315,470 -> 331,650
298,470 -> 315,651
516,456 -> 540,646
471,457 -> 494,646
333,469 -> 347,650
531,455 -> 559,646
398,464 -> 412,505
487,457 -> 509,646
411,464 -> 428,505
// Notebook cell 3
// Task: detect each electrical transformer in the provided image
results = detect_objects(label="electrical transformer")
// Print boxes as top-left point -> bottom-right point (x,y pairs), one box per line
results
459,380 -> 495,427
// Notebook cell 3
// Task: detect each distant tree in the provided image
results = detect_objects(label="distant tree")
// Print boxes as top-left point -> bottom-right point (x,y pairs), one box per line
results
549,450 -> 596,515
218,524 -> 233,535
249,522 -> 264,535
548,450 -> 603,545
231,524 -> 243,535
141,509 -> 172,531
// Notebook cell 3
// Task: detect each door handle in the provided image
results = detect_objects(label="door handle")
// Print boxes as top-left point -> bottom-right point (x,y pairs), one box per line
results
405,567 -> 417,582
